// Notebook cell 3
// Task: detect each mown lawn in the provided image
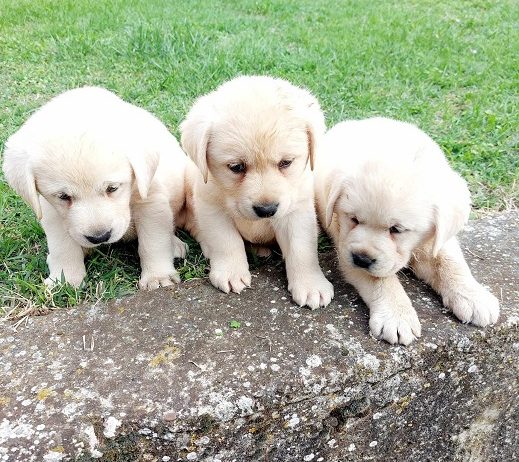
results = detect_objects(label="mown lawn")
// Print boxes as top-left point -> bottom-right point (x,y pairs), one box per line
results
1,0 -> 517,315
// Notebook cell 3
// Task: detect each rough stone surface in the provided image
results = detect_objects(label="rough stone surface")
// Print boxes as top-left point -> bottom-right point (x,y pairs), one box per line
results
0,212 -> 518,462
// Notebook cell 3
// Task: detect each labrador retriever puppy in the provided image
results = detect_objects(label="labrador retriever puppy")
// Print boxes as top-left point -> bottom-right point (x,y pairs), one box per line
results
2,86 -> 187,289
180,75 -> 334,309
315,117 -> 499,345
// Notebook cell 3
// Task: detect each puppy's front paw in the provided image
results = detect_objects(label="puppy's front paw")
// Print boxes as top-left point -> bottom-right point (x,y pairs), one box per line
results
45,270 -> 85,288
370,304 -> 421,346
44,277 -> 57,288
209,261 -> 251,294
173,236 -> 188,259
289,272 -> 334,309
444,283 -> 500,327
139,270 -> 180,291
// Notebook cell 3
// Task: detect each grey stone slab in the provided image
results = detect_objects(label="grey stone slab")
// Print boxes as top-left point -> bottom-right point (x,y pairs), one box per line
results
0,212 -> 518,462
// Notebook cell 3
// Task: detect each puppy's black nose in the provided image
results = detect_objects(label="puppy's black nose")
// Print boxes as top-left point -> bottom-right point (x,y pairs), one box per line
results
253,203 -> 279,218
351,253 -> 376,269
85,230 -> 112,244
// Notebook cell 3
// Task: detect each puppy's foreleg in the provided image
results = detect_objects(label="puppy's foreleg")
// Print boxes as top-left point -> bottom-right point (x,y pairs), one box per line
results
133,195 -> 185,290
196,202 -> 251,294
411,238 -> 499,326
341,262 -> 421,345
41,199 -> 86,287
274,208 -> 334,309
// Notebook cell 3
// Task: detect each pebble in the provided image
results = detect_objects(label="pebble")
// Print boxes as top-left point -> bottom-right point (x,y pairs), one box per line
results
305,355 -> 322,368
196,436 -> 210,446
163,410 -> 176,421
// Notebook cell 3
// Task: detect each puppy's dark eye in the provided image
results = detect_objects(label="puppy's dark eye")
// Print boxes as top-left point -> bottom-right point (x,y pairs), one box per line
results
278,159 -> 293,169
229,163 -> 246,174
389,226 -> 402,234
58,192 -> 71,202
106,185 -> 119,194
351,216 -> 359,225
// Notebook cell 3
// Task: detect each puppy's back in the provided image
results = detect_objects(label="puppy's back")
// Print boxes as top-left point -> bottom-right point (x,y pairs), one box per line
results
323,117 -> 449,170
4,87 -> 182,168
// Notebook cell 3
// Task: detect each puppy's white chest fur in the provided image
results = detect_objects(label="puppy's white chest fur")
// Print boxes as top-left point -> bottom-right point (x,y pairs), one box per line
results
233,216 -> 276,244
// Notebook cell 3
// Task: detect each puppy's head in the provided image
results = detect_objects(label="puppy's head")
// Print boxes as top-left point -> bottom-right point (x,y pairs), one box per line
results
180,75 -> 325,220
3,133 -> 159,248
323,119 -> 470,277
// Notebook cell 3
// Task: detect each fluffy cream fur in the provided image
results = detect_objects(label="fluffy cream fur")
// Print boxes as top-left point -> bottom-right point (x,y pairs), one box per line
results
315,117 -> 499,345
180,75 -> 334,309
2,86 -> 187,290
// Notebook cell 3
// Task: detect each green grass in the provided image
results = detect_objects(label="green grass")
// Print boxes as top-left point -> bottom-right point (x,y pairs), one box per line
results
1,0 -> 517,315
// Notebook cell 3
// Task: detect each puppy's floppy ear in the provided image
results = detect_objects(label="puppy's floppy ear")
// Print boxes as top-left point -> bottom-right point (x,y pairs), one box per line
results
2,144 -> 42,219
180,100 -> 212,183
180,119 -> 210,183
279,81 -> 325,172
324,172 -> 345,229
127,149 -> 160,200
303,99 -> 325,172
307,125 -> 317,171
431,171 -> 471,256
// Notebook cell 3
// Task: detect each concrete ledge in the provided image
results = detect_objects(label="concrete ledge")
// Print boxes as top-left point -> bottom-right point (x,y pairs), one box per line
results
1,212 -> 518,461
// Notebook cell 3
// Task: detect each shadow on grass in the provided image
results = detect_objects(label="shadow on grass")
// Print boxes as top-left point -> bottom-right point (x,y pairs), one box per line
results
2,228 -> 318,318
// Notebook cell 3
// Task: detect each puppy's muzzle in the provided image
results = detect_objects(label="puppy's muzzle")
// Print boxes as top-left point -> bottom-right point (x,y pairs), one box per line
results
253,203 -> 279,218
84,230 -> 112,245
351,252 -> 376,269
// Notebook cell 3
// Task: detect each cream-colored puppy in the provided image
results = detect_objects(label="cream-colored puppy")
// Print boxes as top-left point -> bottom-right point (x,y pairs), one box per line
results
315,117 -> 499,345
2,87 -> 187,290
180,76 -> 334,309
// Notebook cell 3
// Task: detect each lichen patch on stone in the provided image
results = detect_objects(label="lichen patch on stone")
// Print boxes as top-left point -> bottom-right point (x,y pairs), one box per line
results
149,345 -> 181,368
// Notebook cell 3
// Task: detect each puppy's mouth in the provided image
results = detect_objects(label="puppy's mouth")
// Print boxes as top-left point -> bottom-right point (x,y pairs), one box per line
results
81,240 -> 109,249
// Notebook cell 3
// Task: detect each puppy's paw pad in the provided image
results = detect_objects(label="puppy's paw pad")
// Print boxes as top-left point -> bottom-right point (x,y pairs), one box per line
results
370,308 -> 421,346
446,285 -> 500,327
139,271 -> 180,291
209,267 -> 251,294
173,237 -> 189,259
289,274 -> 334,309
